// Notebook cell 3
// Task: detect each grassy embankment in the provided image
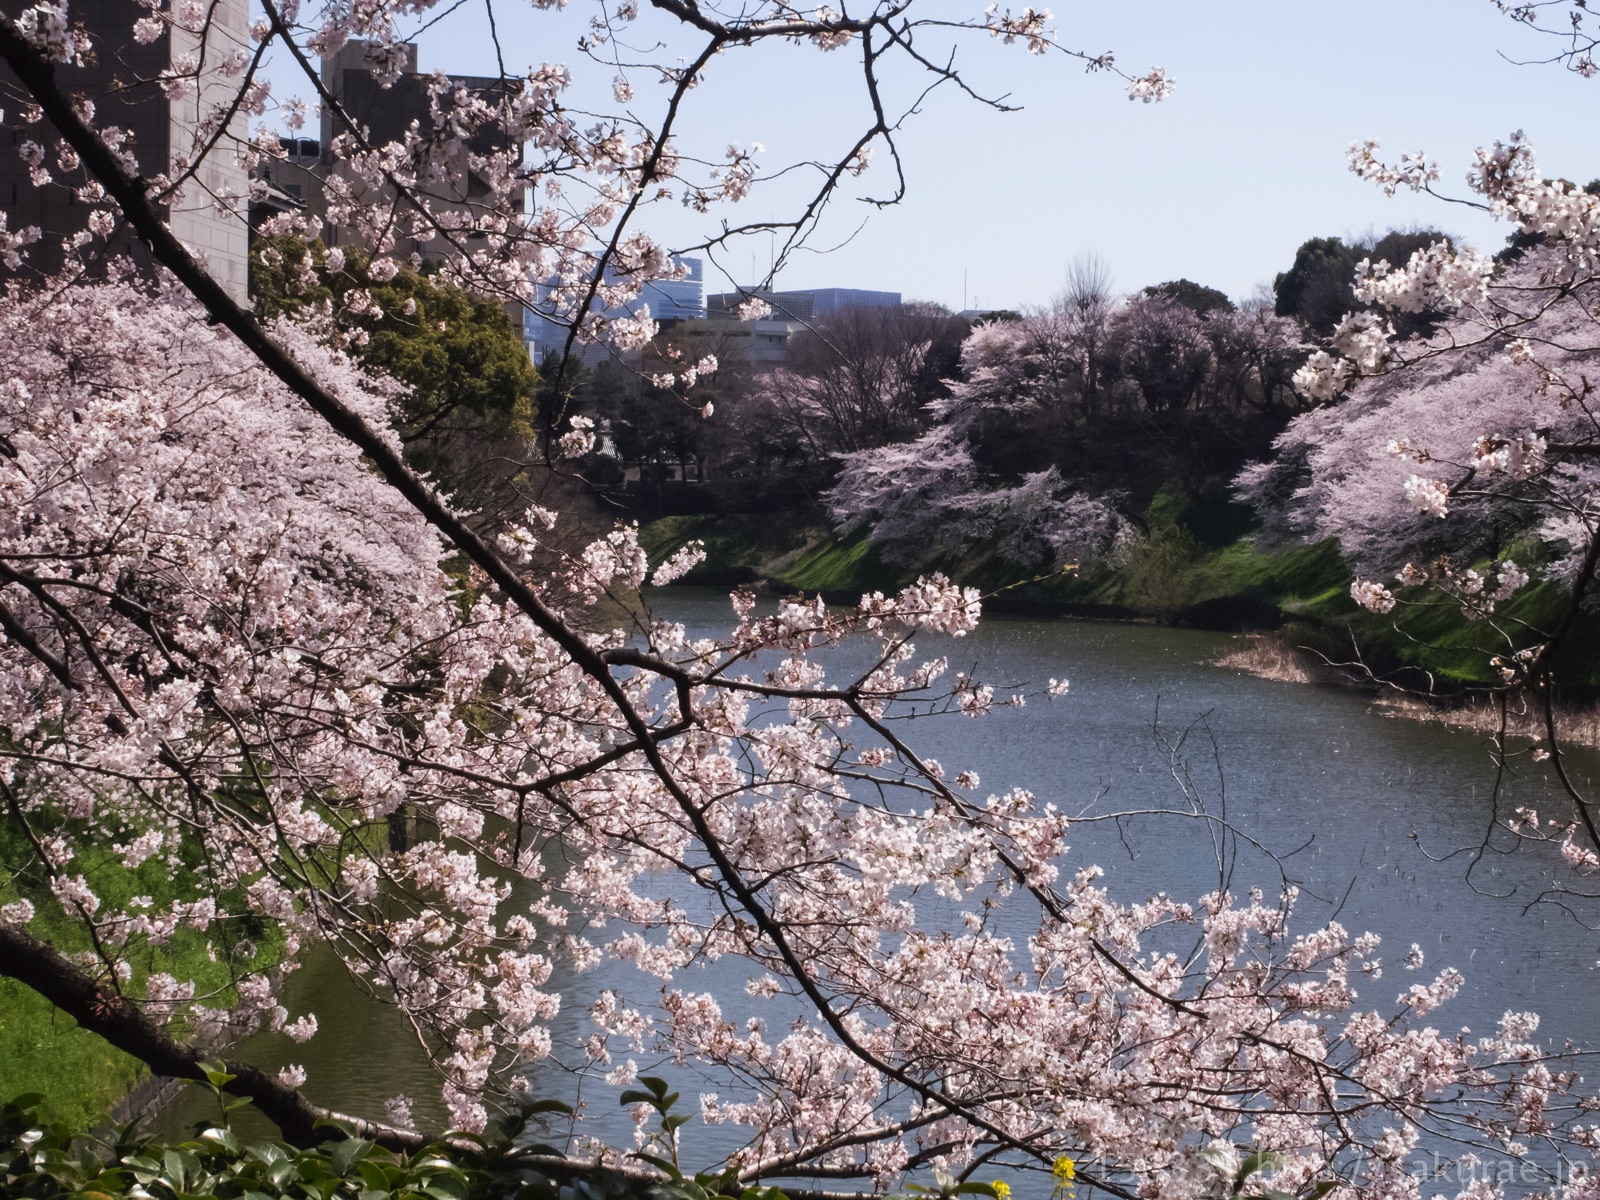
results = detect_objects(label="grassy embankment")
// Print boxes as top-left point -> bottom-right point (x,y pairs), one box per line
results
0,834 -> 287,1127
640,483 -> 1600,693
9,491 -> 1591,1123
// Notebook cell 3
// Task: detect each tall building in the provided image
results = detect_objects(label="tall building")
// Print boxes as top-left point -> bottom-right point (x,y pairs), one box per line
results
254,40 -> 523,265
641,255 -> 704,321
523,255 -> 704,364
705,286 -> 900,321
0,0 -> 252,301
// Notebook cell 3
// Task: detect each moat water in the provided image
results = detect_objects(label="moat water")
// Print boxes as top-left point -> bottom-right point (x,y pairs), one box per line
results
158,589 -> 1600,1179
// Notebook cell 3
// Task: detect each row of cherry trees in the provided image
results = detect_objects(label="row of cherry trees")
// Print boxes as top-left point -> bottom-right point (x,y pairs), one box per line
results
811,286 -> 1307,568
0,2 -> 1597,1199
1237,131 -> 1600,894
577,277 -> 1311,508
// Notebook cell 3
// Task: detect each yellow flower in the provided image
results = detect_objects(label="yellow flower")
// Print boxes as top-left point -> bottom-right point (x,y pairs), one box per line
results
1051,1155 -> 1077,1198
993,1182 -> 1012,1200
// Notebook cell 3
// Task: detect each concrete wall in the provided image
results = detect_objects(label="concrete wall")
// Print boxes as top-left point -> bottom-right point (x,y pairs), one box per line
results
167,0 -> 251,303
0,0 -> 250,301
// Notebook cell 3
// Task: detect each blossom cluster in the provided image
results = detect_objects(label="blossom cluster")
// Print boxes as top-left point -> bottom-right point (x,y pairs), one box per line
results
0,278 -> 1590,1194
1,2 -> 1596,1193
1239,127 -> 1600,889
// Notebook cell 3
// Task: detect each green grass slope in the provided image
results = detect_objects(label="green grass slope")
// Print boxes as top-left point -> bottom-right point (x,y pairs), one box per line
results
639,488 -> 1600,693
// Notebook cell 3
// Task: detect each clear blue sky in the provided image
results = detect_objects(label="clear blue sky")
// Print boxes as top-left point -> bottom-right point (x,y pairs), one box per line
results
276,0 -> 1593,310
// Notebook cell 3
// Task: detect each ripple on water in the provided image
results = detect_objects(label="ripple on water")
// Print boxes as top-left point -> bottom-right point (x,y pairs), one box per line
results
156,591 -> 1600,1155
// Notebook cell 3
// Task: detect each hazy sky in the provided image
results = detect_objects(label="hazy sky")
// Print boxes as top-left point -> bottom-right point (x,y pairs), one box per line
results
288,0 -> 1593,310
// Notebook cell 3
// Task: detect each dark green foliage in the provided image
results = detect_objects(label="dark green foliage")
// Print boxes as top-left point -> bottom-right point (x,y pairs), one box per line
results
1273,237 -> 1361,336
1,1093 -> 480,1200
1273,230 -> 1449,339
251,238 -> 534,435
249,238 -> 538,517
1141,279 -> 1235,316
0,1093 -> 787,1200
359,276 -> 537,447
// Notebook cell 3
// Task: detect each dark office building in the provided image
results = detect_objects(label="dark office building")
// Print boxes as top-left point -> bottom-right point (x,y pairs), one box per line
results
0,0 -> 252,300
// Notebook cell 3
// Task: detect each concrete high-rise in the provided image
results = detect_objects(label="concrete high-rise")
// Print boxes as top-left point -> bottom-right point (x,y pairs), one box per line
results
0,0 -> 252,302
255,41 -> 522,264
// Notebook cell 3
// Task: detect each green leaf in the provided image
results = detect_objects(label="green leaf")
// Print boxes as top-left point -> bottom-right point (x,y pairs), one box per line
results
1238,1150 -> 1287,1183
331,1138 -> 375,1176
123,1155 -> 163,1173
955,1186 -> 1000,1198
165,1148 -> 204,1189
204,1126 -> 242,1156
618,1090 -> 655,1108
358,1159 -> 399,1191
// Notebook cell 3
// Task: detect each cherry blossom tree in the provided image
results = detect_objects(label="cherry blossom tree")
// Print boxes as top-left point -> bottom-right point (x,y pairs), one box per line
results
0,3 -> 1596,1199
752,302 -> 967,460
1497,0 -> 1600,78
2,283 -> 1588,1191
1202,301 -> 1307,412
1104,295 -> 1211,412
1237,130 -> 1600,880
826,315 -> 1130,565
824,297 -> 1304,565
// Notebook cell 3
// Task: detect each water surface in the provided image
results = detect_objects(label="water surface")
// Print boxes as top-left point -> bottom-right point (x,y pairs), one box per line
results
159,592 -> 1600,1156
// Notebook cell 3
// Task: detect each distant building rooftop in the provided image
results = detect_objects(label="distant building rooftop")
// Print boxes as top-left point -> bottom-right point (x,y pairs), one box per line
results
670,318 -> 805,365
707,287 -> 900,321
523,256 -> 704,364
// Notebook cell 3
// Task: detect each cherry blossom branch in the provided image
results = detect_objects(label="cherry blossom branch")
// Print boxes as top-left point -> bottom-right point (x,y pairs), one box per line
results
0,25 -> 1091,1167
0,921 -> 414,1148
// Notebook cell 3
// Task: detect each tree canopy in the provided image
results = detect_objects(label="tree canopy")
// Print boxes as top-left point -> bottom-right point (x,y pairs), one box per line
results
0,3 -> 1597,1197
1142,278 -> 1235,316
250,236 -> 538,510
